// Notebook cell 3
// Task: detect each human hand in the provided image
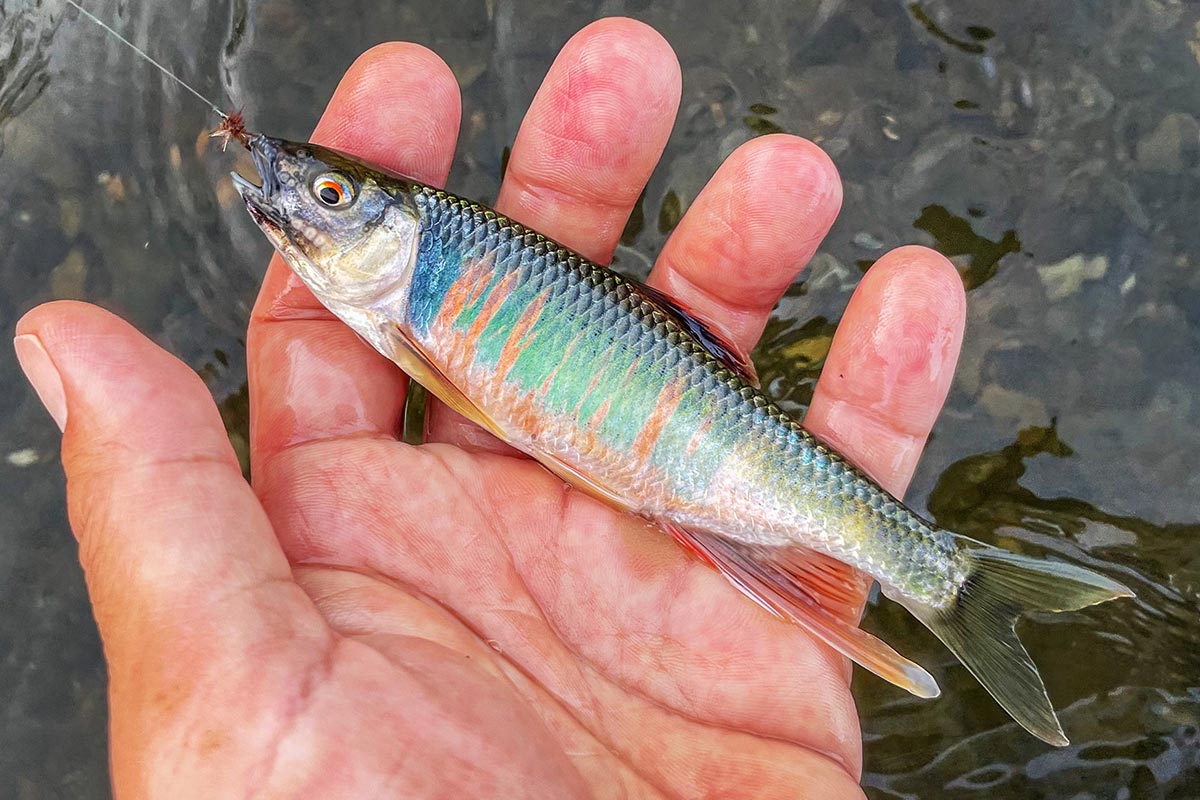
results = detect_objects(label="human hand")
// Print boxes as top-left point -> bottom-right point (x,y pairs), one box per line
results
15,19 -> 965,799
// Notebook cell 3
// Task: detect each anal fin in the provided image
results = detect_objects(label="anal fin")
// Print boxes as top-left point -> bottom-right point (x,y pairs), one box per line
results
664,522 -> 940,699
775,546 -> 874,622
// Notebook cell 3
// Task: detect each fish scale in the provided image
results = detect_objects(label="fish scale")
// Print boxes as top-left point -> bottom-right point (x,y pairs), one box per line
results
408,186 -> 966,608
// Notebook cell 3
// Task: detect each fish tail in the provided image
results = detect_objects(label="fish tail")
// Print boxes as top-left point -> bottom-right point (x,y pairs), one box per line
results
898,541 -> 1133,746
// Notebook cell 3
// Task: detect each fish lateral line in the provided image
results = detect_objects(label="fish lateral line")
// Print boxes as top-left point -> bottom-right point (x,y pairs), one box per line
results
63,0 -> 249,147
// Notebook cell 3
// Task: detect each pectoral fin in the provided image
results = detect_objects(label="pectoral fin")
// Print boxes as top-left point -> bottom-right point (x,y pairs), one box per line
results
385,328 -> 509,440
387,326 -> 635,513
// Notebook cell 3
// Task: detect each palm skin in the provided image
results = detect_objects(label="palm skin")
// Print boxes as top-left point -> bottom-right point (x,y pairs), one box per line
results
14,19 -> 965,800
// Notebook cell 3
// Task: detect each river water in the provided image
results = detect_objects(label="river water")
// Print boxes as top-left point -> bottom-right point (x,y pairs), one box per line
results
2,1 -> 1198,797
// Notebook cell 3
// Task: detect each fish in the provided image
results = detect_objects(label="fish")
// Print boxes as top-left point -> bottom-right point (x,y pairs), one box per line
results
231,132 -> 1133,746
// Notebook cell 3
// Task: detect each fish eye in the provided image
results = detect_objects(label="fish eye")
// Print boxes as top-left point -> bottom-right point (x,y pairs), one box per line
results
312,173 -> 355,208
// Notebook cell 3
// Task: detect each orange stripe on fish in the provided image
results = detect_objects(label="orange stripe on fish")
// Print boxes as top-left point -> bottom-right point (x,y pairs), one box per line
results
505,392 -> 542,433
465,268 -> 520,345
686,416 -> 714,457
574,360 -> 607,416
432,252 -> 495,333
630,376 -> 686,464
537,334 -> 582,398
588,398 -> 613,430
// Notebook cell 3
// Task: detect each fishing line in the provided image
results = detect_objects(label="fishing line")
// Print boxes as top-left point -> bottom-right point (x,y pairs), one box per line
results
63,0 -> 227,119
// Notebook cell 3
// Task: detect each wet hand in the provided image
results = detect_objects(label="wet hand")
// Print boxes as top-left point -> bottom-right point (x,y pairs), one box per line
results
15,19 -> 964,799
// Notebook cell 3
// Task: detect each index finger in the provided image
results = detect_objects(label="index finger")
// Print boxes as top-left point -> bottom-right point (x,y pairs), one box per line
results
247,43 -> 461,472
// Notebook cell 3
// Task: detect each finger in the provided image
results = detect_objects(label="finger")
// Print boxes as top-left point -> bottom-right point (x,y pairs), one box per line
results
15,302 -> 332,784
424,18 -> 681,448
646,134 -> 842,351
496,18 -> 680,262
249,43 -> 461,467
806,245 -> 967,498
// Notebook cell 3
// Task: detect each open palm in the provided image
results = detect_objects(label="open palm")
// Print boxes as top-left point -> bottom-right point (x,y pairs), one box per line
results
16,20 -> 966,799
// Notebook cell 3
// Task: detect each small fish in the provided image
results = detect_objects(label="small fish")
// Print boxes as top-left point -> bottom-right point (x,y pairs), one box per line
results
232,133 -> 1132,746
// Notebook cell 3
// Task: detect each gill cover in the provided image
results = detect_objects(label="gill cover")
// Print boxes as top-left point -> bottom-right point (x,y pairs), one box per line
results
232,134 -> 423,307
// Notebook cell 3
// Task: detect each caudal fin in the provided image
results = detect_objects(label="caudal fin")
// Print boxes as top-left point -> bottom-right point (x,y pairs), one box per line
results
898,544 -> 1133,746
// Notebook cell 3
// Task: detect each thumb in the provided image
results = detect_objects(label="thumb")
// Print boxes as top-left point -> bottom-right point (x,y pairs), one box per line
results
14,301 -> 329,787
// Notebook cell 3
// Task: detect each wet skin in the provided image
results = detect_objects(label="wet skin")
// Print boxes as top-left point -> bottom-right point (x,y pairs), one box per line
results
15,19 -> 964,799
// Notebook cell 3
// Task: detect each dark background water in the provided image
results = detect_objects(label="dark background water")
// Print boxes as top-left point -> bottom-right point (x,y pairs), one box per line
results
2,0 -> 1199,797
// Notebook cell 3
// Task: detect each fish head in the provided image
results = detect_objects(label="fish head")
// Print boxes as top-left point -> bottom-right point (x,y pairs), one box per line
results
232,135 -> 422,308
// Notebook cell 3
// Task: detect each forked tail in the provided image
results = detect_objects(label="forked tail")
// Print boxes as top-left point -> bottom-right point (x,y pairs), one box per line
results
894,541 -> 1133,746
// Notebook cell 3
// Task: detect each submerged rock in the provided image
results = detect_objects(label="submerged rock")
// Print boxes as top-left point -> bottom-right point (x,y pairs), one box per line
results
1037,253 -> 1108,301
1135,112 -> 1200,172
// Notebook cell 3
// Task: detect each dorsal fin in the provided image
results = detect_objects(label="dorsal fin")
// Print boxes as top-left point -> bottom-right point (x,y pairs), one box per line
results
631,280 -> 759,387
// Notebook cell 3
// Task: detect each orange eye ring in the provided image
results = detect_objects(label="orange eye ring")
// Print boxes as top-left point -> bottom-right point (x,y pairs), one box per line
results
313,173 -> 355,208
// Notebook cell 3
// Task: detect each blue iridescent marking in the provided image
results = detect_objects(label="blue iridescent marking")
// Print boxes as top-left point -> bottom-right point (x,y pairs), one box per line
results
407,197 -> 467,334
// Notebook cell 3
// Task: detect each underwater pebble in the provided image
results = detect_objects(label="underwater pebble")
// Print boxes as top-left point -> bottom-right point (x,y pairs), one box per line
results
806,252 -> 858,292
59,196 -> 82,237
979,383 -> 1049,427
1135,112 -> 1199,172
853,231 -> 885,250
49,248 -> 87,300
7,449 -> 39,467
881,113 -> 901,141
816,109 -> 843,127
1037,254 -> 1108,301
96,171 -> 126,203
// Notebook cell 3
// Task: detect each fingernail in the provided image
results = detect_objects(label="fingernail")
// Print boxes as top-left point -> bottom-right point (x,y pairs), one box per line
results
14,334 -> 67,431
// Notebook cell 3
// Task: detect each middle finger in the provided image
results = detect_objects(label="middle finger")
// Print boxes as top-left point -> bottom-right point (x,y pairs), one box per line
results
423,17 -> 682,448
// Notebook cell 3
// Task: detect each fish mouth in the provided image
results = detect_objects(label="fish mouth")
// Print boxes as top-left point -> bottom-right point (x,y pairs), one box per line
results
231,135 -> 286,230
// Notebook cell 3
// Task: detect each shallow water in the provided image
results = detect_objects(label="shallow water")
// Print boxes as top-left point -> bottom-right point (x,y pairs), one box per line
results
2,0 -> 1198,796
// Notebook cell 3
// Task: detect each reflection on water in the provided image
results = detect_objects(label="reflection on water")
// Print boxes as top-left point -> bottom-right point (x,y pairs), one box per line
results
911,204 -> 1021,289
0,2 -> 58,155
860,424 -> 1200,797
2,0 -> 1199,797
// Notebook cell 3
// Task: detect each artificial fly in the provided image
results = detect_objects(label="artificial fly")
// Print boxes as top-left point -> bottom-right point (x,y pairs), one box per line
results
211,110 -> 251,151
63,0 -> 251,150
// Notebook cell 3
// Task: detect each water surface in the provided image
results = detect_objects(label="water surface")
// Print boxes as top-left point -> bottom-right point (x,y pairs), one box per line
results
2,0 -> 1198,796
